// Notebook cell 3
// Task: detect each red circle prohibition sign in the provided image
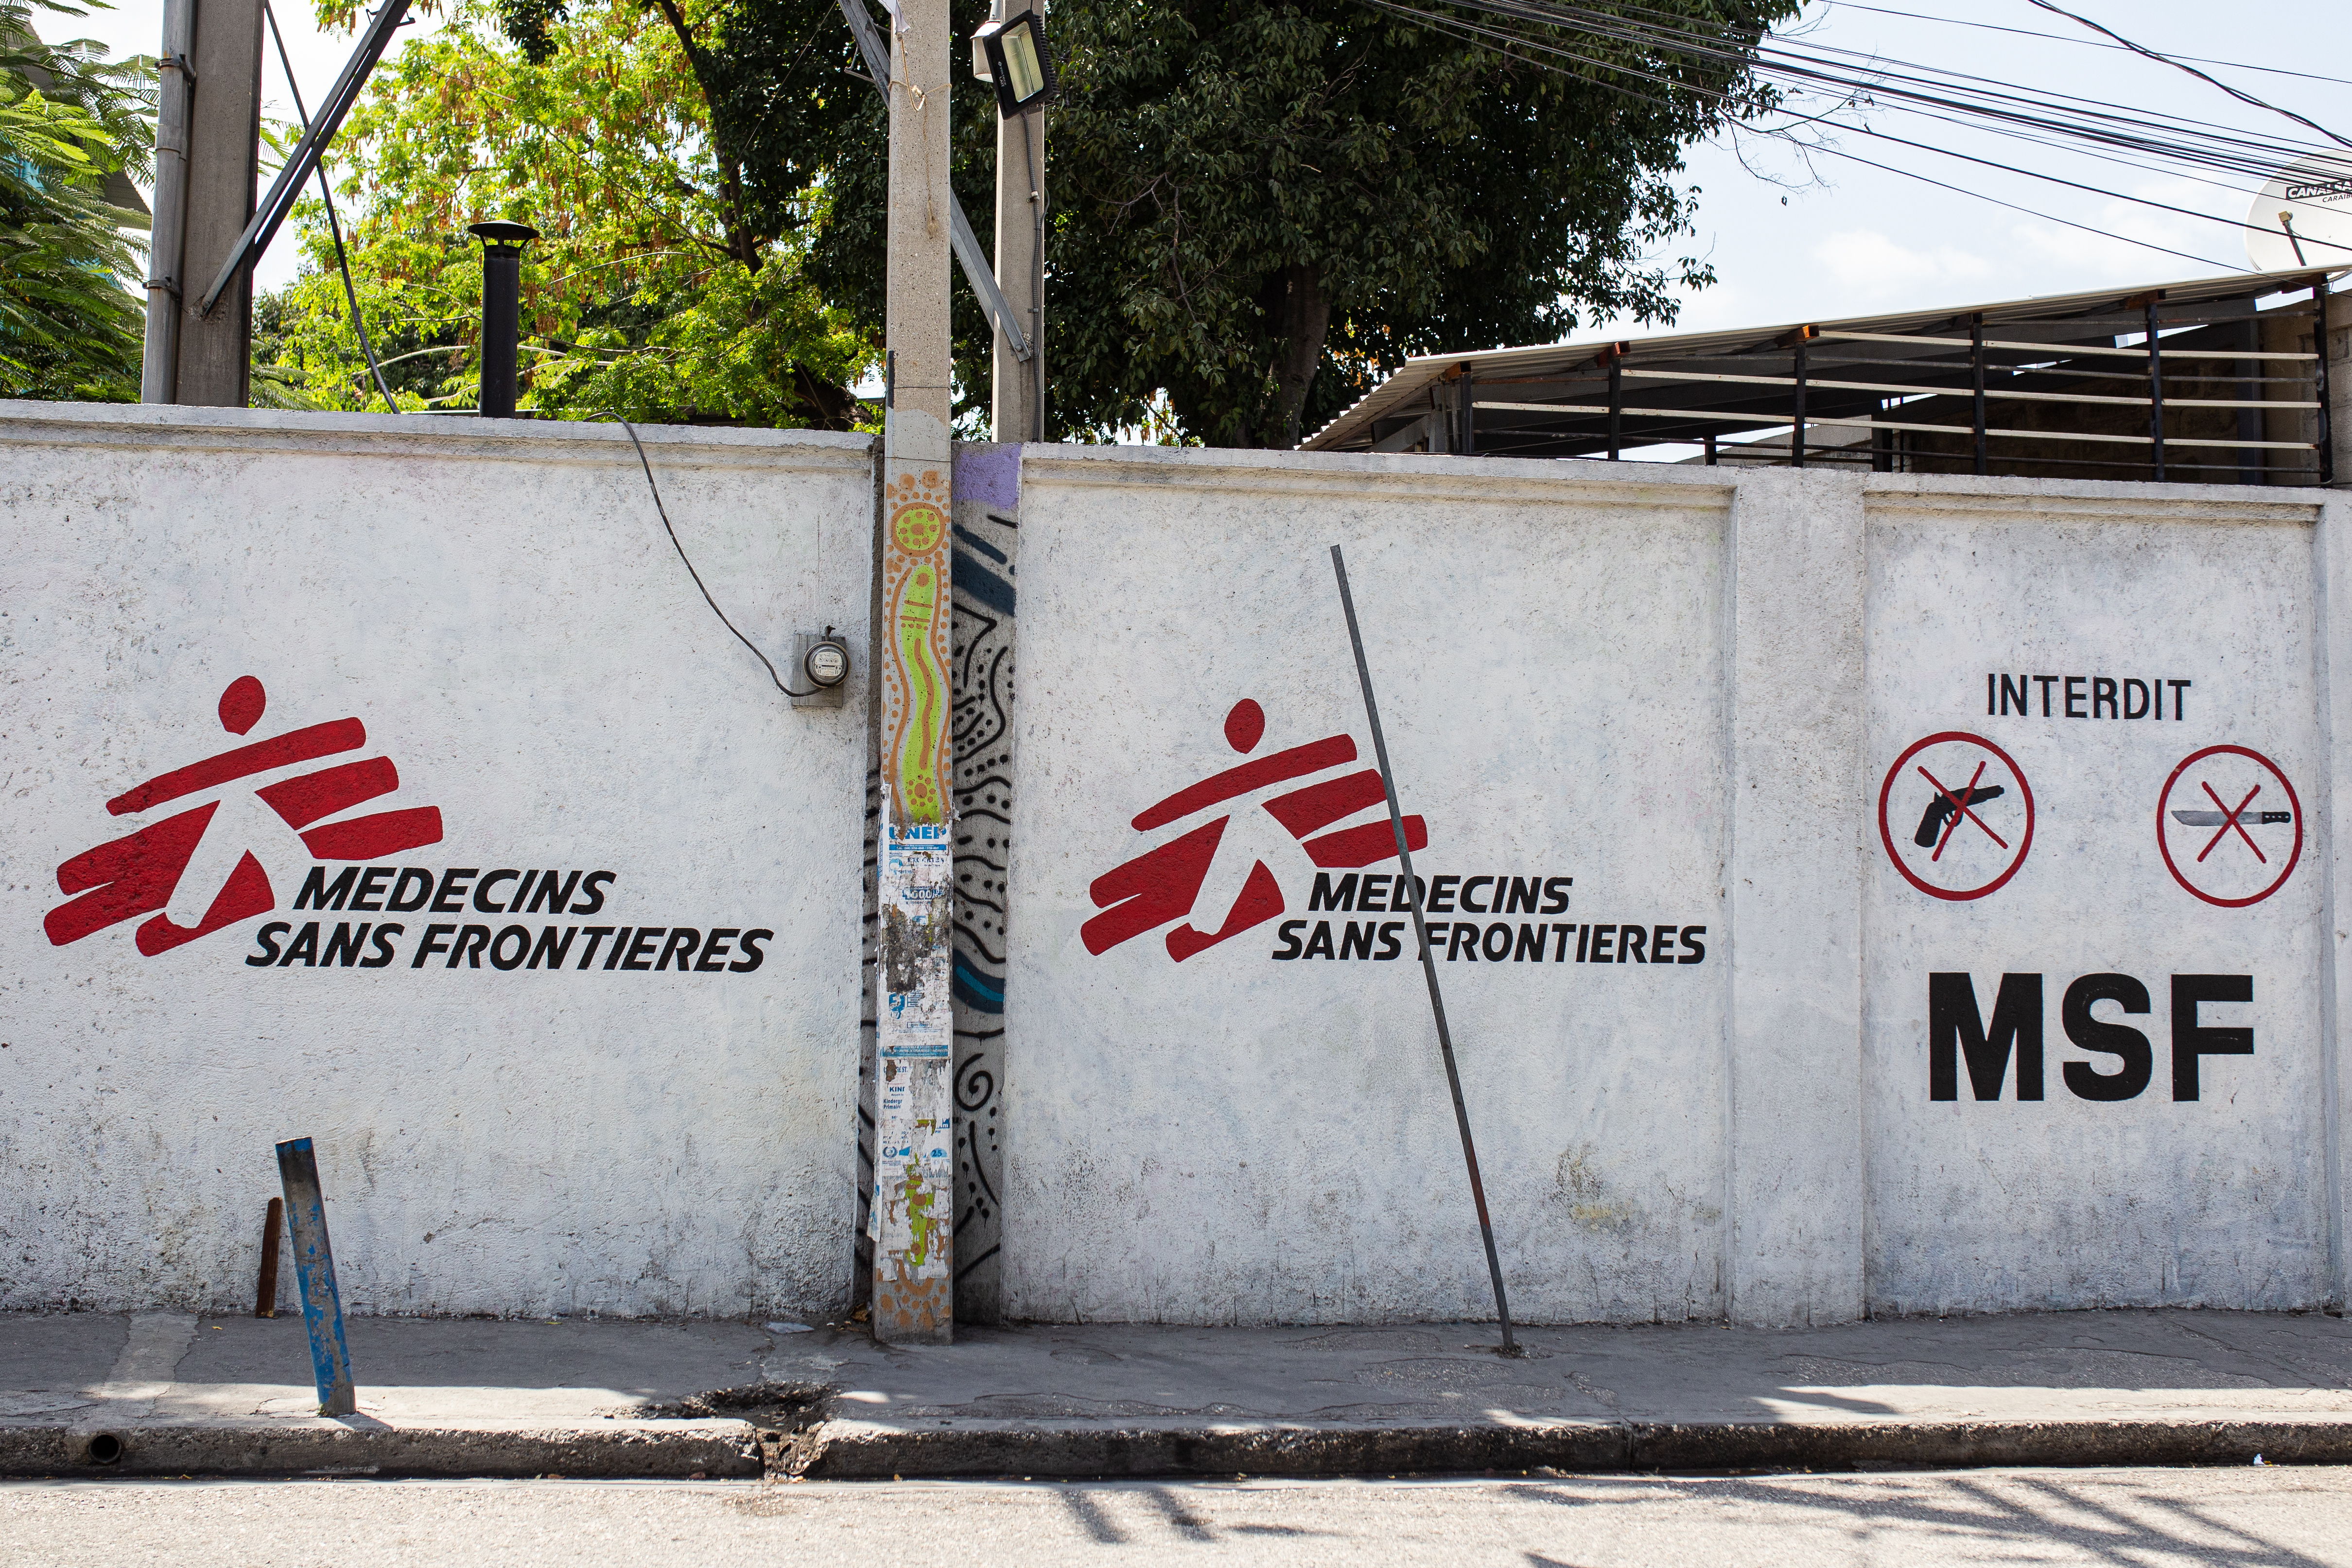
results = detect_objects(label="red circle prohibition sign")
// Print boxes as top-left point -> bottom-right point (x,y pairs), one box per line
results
1877,731 -> 2037,902
2156,744 -> 2303,908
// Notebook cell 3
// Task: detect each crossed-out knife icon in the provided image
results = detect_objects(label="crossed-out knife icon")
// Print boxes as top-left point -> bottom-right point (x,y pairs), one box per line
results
2172,809 -> 2292,826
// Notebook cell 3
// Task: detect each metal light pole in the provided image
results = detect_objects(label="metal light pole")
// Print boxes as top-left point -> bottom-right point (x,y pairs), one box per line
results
870,0 -> 958,1346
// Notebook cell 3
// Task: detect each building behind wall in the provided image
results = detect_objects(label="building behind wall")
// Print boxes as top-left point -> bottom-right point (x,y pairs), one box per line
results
1306,267 -> 2348,490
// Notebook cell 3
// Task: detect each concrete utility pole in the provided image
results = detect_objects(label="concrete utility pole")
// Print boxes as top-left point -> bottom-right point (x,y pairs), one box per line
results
870,0 -> 958,1345
141,0 -> 265,405
989,1 -> 1044,442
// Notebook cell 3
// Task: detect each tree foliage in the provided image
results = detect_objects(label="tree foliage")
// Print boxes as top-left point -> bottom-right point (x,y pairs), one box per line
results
0,0 -> 153,401
1042,1 -> 1799,447
286,0 -> 1794,442
263,0 -> 870,422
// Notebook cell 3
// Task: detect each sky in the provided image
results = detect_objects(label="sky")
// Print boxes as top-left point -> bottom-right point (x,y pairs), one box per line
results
1620,0 -> 2345,337
49,0 -> 2352,356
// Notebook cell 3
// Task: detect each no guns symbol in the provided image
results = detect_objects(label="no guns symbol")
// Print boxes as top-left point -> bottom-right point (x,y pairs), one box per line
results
1879,732 -> 2036,902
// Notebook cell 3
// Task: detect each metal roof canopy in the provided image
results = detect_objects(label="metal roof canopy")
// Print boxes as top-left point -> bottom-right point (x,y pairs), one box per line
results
1303,266 -> 2342,484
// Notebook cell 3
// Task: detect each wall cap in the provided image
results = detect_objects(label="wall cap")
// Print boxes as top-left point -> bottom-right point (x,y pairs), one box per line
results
0,401 -> 878,474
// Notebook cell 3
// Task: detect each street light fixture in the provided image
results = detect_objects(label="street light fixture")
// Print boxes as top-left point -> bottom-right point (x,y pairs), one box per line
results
973,9 -> 1056,116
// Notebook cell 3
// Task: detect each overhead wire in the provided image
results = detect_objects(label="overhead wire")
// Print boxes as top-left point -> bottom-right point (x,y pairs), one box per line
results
1359,0 -> 2352,269
2021,0 -> 2352,151
1816,1 -> 2352,88
1453,0 -> 2346,180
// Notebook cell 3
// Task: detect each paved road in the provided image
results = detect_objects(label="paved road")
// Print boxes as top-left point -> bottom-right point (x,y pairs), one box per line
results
5,1466 -> 2350,1565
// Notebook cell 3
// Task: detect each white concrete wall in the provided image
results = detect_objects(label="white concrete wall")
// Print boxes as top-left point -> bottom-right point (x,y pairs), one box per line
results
1863,485 -> 2333,1315
999,446 -> 2352,1327
0,405 -> 873,1319
1003,450 -> 1735,1325
8,411 -> 2345,1328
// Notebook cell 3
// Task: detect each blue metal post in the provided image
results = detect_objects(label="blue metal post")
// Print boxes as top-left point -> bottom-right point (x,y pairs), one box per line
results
274,1137 -> 356,1416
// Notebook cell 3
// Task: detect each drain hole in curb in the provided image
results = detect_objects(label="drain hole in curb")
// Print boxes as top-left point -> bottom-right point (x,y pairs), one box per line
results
83,1433 -> 124,1465
637,1382 -> 833,1477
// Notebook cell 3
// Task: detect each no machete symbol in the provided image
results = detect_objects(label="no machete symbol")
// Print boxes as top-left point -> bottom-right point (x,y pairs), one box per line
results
2156,743 -> 2302,907
1878,731 -> 2036,901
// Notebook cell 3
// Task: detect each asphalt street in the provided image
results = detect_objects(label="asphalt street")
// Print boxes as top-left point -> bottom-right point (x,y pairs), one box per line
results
4,1466 -> 2350,1566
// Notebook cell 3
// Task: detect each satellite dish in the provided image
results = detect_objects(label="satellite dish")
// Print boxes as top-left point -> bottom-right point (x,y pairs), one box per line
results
2247,156 -> 2352,272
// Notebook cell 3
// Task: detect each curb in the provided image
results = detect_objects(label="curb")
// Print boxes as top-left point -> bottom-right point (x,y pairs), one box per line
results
0,1424 -> 764,1480
798,1417 -> 2352,1479
6,1416 -> 2350,1481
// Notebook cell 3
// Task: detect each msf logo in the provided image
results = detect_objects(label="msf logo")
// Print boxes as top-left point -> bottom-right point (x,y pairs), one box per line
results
1082,697 -> 1428,963
45,676 -> 444,957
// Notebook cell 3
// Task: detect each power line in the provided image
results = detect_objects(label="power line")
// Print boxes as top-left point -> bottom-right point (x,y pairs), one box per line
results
1358,0 -> 2308,273
1817,1 -> 2352,88
1461,0 -> 2345,179
2021,0 -> 2352,151
1367,0 -> 2352,265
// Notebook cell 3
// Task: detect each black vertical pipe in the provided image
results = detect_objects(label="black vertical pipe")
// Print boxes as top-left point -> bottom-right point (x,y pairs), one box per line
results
1606,355 -> 1621,460
2236,318 -> 2264,487
253,1195 -> 282,1319
1971,314 -> 1987,475
1704,432 -> 1717,466
1791,334 -> 1807,469
479,247 -> 520,418
2317,276 -> 2335,487
2146,297 -> 2165,483
468,221 -> 539,418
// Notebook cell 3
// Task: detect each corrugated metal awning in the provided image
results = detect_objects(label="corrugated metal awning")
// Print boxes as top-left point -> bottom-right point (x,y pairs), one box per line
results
1302,266 -> 2342,480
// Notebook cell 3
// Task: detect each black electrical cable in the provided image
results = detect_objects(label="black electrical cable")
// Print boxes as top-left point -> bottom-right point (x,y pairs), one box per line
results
1366,0 -> 2350,264
1361,0 -> 2246,270
1442,0 -> 2346,180
2022,0 -> 2352,152
1820,1 -> 2352,87
1794,139 -> 2242,271
261,0 -> 399,414
592,413 -> 821,698
1422,0 -> 2346,188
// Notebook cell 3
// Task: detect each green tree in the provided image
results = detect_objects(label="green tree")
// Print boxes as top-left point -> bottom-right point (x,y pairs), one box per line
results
427,0 -> 1795,443
1039,1 -> 1798,447
260,0 -> 870,422
0,0 -> 153,401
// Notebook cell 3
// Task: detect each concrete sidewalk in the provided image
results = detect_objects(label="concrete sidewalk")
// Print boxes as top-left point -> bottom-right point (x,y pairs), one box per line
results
3,1309 -> 2350,1480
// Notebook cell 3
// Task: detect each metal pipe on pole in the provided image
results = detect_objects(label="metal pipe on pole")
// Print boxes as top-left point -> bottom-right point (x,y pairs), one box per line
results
171,0 -> 265,405
139,0 -> 195,403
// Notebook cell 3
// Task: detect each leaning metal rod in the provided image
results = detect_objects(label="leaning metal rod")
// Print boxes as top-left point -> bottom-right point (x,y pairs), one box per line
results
275,1137 -> 356,1416
1330,544 -> 1518,1356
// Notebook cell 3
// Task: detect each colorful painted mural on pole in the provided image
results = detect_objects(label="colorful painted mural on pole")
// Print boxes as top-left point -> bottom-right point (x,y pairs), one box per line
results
883,469 -> 954,824
871,460 -> 957,1341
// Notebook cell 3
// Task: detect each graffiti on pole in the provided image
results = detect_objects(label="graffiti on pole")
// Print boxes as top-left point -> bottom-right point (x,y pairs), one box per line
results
871,462 -> 956,1341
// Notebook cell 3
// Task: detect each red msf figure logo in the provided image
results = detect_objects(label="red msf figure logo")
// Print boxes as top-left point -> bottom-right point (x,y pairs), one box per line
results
1083,697 -> 1429,962
45,676 -> 444,956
